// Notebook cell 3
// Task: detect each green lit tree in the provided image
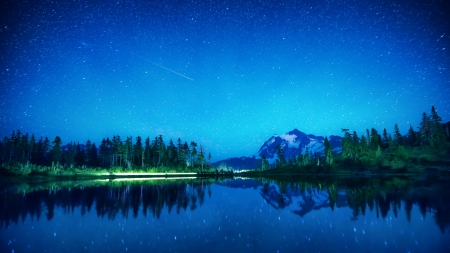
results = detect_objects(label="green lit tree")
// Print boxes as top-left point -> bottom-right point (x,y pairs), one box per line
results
324,137 -> 334,168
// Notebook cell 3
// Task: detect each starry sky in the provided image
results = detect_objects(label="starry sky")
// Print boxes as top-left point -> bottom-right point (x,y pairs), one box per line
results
1,0 -> 449,162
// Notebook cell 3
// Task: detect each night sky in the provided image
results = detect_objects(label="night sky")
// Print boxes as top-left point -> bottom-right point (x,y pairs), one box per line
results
1,0 -> 449,161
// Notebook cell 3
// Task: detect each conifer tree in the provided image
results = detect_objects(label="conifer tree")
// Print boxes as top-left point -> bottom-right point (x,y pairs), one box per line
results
85,140 -> 92,166
419,112 -> 430,146
429,106 -> 447,149
183,142 -> 189,168
352,131 -> 360,151
366,129 -> 371,144
134,136 -> 143,166
74,142 -> 85,167
157,135 -> 165,166
303,147 -> 310,165
393,124 -> 403,147
167,140 -> 177,166
341,131 -> 354,159
382,128 -> 389,149
90,143 -> 99,167
360,135 -> 367,153
375,145 -> 383,159
190,141 -> 197,167
324,137 -> 334,168
123,137 -> 132,167
406,125 -> 417,146
370,128 -> 380,151
51,136 -> 62,164
198,145 -> 205,172
276,143 -> 286,167
297,153 -> 303,167
144,137 -> 151,167
112,136 -> 122,166
261,155 -> 268,170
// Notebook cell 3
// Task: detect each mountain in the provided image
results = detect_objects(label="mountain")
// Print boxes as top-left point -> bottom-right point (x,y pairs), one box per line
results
212,129 -> 342,170
211,156 -> 262,171
255,128 -> 342,163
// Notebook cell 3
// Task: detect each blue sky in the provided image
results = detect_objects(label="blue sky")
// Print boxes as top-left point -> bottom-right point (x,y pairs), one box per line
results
1,0 -> 449,161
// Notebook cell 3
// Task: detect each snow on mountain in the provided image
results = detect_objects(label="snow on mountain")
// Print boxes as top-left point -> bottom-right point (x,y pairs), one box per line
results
212,129 -> 342,170
255,129 -> 342,163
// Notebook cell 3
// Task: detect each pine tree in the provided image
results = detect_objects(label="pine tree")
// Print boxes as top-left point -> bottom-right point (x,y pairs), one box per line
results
261,155 -> 268,170
419,112 -> 430,146
352,131 -> 360,151
341,131 -> 354,159
144,137 -> 151,167
51,136 -> 62,165
190,141 -> 197,168
375,145 -> 383,159
360,135 -> 367,153
74,142 -> 85,167
198,145 -> 205,172
90,143 -> 99,167
157,135 -> 166,166
393,124 -> 403,147
297,154 -> 303,167
112,135 -> 122,166
370,128 -> 380,151
134,136 -> 143,167
429,106 -> 447,150
382,128 -> 389,149
366,129 -> 371,144
406,125 -> 417,146
28,134 -> 36,162
276,143 -> 286,167
85,140 -> 92,166
167,140 -> 177,166
183,142 -> 189,168
303,147 -> 310,165
324,137 -> 334,168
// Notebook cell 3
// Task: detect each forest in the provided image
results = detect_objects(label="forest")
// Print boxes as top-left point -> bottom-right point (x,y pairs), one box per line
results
0,132 -> 215,176
256,106 -> 450,173
1,106 -> 449,177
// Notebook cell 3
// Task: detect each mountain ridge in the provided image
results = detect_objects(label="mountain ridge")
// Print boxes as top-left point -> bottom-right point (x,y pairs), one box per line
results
212,128 -> 342,170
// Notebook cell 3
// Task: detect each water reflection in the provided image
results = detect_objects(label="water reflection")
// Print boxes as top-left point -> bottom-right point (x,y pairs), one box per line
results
256,176 -> 450,234
1,176 -> 449,252
1,180 -> 211,227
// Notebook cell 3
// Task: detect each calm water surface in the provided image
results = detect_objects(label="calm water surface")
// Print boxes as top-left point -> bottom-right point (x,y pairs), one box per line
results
1,176 -> 449,252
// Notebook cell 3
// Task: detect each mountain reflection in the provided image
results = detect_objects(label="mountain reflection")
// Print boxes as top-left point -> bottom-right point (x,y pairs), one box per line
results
1,177 -> 450,234
0,181 -> 210,228
255,177 -> 450,233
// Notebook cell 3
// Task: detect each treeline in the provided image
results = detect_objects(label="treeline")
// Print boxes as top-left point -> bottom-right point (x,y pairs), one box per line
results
339,106 -> 449,169
262,106 -> 449,171
0,132 -> 212,171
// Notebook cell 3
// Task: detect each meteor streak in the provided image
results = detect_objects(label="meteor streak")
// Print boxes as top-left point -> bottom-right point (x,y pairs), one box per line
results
141,58 -> 194,81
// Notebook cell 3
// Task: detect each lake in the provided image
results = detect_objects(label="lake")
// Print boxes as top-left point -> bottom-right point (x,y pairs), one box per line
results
1,175 -> 449,252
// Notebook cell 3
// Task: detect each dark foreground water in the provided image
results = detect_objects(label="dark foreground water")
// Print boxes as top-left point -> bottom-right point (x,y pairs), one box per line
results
1,176 -> 450,253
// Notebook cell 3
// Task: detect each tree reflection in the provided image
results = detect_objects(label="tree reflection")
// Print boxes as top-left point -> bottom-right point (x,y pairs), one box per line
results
257,177 -> 450,233
0,181 -> 211,228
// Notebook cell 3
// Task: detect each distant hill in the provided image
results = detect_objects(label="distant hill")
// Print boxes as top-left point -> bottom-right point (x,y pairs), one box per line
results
212,129 -> 342,170
211,156 -> 262,171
